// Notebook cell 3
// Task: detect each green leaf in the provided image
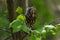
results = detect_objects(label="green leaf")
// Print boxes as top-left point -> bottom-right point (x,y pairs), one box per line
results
52,32 -> 56,35
22,24 -> 30,33
9,20 -> 23,32
16,7 -> 23,14
30,34 -> 36,40
13,25 -> 22,32
9,19 -> 29,33
16,14 -> 26,21
36,37 -> 41,40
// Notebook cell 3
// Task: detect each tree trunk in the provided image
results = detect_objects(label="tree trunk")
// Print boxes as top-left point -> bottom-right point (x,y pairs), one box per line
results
7,0 -> 26,40
7,0 -> 16,22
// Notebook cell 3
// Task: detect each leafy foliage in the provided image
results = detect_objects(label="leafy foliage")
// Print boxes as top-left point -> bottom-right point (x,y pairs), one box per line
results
30,34 -> 37,40
16,7 -> 23,14
10,20 -> 22,32
0,2 -> 9,39
16,14 -> 26,21
9,7 -> 30,33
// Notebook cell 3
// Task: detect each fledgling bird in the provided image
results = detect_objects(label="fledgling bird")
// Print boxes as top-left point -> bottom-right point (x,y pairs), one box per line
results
25,7 -> 36,27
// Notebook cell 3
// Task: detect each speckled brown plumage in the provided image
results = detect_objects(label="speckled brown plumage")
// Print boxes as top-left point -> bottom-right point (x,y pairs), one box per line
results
25,7 -> 36,28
